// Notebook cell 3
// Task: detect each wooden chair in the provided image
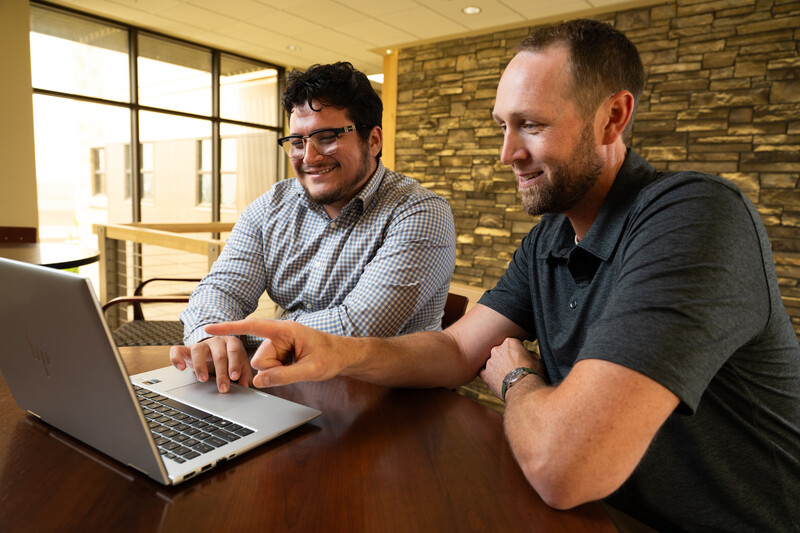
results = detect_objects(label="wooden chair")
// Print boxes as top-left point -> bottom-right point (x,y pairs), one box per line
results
102,278 -> 197,346
0,226 -> 37,243
442,292 -> 469,329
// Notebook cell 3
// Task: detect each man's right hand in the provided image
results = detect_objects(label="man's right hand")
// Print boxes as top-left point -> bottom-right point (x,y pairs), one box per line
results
169,335 -> 254,393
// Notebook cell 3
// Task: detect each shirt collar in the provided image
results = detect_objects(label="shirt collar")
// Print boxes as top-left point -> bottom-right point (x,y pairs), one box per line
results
545,148 -> 659,261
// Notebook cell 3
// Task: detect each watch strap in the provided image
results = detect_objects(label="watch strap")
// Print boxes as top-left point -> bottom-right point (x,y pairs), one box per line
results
501,367 -> 540,402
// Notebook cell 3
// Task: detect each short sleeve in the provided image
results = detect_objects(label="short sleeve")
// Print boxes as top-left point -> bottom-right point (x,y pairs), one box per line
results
579,175 -> 771,412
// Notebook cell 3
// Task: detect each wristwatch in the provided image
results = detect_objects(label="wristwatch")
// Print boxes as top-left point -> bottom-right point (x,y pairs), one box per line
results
501,367 -> 539,402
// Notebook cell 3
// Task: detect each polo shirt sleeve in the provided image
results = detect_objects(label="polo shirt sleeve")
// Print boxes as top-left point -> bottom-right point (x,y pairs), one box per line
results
577,174 -> 772,412
478,227 -> 538,337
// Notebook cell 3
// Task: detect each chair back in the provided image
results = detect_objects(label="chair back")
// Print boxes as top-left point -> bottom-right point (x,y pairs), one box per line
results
442,292 -> 469,329
0,226 -> 36,243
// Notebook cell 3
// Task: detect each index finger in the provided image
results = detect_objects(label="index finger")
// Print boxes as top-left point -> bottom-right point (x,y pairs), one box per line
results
170,344 -> 191,371
204,319 -> 278,339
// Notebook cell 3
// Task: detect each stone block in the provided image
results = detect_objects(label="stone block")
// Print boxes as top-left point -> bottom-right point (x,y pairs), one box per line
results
640,146 -> 687,161
708,78 -> 752,90
495,193 -> 518,205
770,81 -> 800,104
656,78 -> 710,92
616,9 -> 650,30
735,16 -> 800,35
675,120 -> 728,132
691,88 -> 770,107
762,174 -> 799,189
677,0 -> 754,16
781,213 -> 800,228
730,124 -> 786,135
703,51 -> 738,69
668,161 -> 739,173
650,62 -> 703,74
734,61 -> 768,77
456,54 -> 478,72
474,226 -> 511,238
651,4 -> 677,19
728,107 -> 754,123
478,213 -> 504,228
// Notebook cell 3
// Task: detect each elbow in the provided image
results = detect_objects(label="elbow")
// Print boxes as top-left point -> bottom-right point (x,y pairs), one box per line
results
535,483 -> 589,511
516,455 -> 620,511
525,468 -> 588,510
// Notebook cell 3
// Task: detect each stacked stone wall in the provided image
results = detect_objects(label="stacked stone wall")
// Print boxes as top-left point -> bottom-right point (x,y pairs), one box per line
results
395,0 -> 800,334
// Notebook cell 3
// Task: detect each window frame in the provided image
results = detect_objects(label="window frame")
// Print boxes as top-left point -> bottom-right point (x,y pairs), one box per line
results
30,0 -> 285,224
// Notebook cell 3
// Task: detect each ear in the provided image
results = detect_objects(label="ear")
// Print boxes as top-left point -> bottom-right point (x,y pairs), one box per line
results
600,91 -> 635,145
368,126 -> 383,158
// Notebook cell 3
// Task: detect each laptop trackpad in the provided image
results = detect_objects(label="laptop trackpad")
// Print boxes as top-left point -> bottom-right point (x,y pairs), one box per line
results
165,381 -> 268,419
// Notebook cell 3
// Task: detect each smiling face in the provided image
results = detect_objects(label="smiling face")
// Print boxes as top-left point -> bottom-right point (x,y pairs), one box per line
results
289,101 -> 381,218
492,46 -> 604,217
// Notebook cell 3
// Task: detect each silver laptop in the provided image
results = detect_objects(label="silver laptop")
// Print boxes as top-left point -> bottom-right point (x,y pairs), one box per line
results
0,257 -> 321,485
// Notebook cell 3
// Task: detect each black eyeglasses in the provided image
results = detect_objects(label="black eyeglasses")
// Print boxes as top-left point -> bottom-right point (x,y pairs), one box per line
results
277,125 -> 361,160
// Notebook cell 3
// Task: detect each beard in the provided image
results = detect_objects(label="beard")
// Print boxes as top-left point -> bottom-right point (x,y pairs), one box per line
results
519,122 -> 604,216
303,140 -> 374,207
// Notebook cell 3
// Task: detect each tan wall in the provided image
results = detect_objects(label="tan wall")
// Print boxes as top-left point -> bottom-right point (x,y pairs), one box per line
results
0,0 -> 39,232
394,0 -> 800,332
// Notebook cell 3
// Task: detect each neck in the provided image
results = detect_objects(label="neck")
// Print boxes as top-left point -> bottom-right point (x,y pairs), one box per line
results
568,143 -> 627,241
322,159 -> 379,219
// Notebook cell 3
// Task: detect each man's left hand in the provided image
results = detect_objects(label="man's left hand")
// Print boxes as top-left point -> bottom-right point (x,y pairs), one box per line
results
480,338 -> 543,399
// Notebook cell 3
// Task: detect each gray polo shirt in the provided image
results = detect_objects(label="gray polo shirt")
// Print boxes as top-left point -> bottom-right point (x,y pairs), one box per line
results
480,149 -> 800,532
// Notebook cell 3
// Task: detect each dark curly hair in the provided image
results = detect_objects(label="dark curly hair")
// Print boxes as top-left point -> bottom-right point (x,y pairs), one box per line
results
282,62 -> 382,159
516,19 -> 645,145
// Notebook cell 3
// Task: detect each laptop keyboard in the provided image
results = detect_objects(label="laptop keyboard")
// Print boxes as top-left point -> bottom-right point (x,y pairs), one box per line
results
133,385 -> 255,464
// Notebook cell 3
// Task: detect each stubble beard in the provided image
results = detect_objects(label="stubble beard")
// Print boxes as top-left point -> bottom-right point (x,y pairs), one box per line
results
520,123 -> 604,217
304,141 -> 374,207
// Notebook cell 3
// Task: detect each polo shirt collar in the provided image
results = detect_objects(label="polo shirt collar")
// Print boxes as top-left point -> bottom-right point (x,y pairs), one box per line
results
545,148 -> 659,261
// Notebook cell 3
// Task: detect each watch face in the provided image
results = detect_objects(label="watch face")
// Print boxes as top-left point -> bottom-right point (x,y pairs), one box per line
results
505,367 -> 525,385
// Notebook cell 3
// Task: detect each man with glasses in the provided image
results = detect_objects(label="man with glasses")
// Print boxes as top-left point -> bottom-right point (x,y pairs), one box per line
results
179,20 -> 800,532
173,62 -> 455,392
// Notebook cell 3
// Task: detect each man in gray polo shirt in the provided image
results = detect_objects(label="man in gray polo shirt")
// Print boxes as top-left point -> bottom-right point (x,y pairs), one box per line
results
175,19 -> 800,532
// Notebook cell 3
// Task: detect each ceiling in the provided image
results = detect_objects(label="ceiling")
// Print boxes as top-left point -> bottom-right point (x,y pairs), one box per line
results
46,0 -> 649,76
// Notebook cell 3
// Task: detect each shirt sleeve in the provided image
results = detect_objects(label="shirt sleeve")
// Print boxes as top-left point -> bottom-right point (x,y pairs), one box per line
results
180,201 -> 268,345
285,193 -> 456,336
578,175 -> 771,412
478,227 -> 538,337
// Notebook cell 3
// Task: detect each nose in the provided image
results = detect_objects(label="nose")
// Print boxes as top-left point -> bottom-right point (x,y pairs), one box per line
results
500,130 -> 527,165
302,139 -> 324,162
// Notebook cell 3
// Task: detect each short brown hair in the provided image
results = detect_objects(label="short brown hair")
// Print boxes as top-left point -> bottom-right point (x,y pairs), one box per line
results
516,19 -> 645,144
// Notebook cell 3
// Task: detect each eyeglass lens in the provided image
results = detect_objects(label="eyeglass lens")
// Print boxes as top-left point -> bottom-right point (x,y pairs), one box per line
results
283,130 -> 339,159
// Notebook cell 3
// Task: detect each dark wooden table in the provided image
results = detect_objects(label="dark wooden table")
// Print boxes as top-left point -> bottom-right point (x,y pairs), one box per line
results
0,242 -> 100,269
0,346 -> 616,532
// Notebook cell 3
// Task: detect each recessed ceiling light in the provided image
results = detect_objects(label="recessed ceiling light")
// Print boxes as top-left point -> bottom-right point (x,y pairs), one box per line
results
286,45 -> 300,51
462,6 -> 481,15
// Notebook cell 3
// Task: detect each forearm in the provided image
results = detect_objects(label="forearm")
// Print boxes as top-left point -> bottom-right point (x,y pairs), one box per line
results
342,329 -> 478,389
502,377 -> 608,509
501,359 -> 679,509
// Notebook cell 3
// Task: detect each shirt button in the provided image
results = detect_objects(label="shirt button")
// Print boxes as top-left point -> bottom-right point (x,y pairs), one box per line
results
569,300 -> 578,309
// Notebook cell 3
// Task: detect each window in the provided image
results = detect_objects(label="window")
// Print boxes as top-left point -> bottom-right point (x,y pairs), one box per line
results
141,143 -> 154,203
198,139 -> 212,206
90,147 -> 106,197
198,138 -> 238,208
30,2 -> 283,244
123,143 -> 153,202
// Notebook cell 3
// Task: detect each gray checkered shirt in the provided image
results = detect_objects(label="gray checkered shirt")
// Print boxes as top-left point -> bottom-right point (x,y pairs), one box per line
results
182,162 -> 455,346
